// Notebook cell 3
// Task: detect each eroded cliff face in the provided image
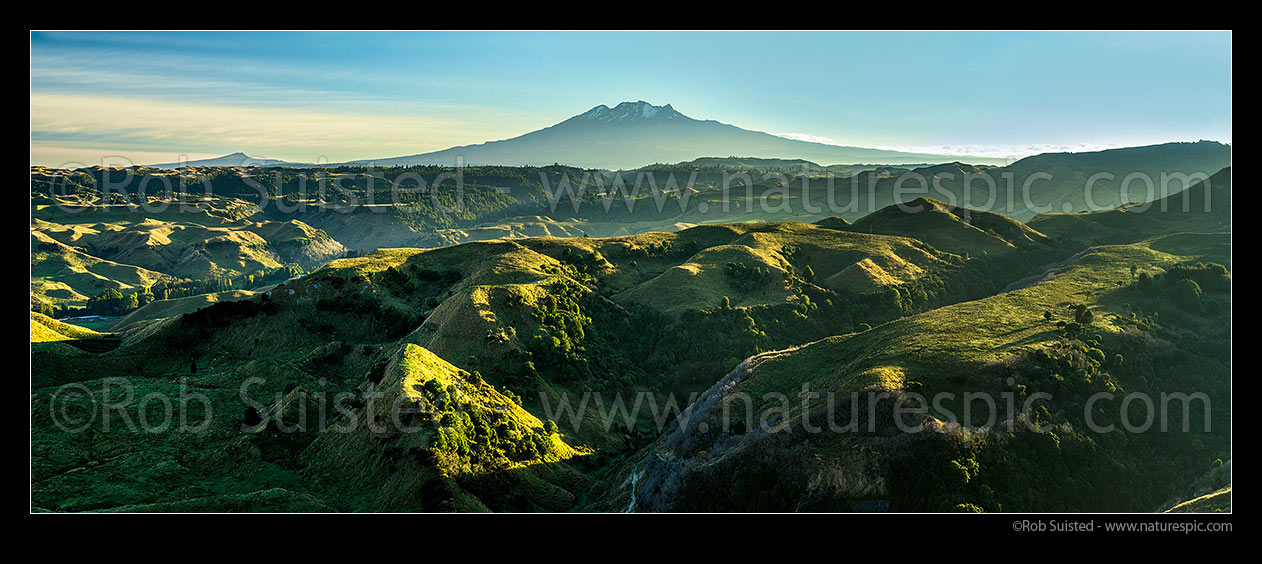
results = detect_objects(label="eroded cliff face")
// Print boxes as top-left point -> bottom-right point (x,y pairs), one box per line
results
802,449 -> 888,504
625,347 -> 900,512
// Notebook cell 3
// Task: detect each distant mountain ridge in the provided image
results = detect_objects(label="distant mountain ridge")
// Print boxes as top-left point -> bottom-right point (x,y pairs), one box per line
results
346,101 -> 1007,169
138,104 -> 1229,173
147,152 -> 309,169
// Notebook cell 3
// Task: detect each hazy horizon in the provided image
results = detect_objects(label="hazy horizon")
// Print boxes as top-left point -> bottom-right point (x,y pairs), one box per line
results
30,31 -> 1231,167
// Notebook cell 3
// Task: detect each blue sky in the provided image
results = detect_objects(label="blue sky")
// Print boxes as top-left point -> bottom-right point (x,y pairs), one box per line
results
30,30 -> 1231,166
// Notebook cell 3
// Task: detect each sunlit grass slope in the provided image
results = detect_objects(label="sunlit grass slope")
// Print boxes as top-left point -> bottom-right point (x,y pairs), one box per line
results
628,231 -> 1230,512
30,311 -> 108,343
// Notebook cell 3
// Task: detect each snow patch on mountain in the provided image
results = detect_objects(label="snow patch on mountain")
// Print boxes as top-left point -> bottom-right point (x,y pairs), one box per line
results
577,101 -> 681,123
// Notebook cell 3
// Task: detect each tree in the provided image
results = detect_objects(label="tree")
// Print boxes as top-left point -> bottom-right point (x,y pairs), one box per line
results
1074,304 -> 1094,325
1170,279 -> 1203,312
1043,311 -> 1053,322
86,287 -> 137,316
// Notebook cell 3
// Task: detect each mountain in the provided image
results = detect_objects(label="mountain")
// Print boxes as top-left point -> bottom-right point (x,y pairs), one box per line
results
348,101 -> 1005,169
147,152 -> 306,169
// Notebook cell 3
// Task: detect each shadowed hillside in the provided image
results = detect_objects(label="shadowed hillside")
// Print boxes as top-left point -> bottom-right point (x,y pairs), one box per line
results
844,197 -> 1048,255
623,232 -> 1230,512
30,164 -> 1231,513
1029,167 -> 1231,246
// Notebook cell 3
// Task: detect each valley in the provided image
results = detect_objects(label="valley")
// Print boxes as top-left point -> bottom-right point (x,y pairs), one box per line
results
30,149 -> 1231,512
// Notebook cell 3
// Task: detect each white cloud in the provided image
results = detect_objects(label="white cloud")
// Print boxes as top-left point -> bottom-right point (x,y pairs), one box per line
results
776,131 -> 1130,160
878,143 -> 1126,160
773,132 -> 853,146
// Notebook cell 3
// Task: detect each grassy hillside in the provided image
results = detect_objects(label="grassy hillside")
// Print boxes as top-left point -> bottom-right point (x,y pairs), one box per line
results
31,174 -> 346,314
795,142 -> 1230,224
623,232 -> 1230,512
31,235 -> 601,511
1165,486 -> 1231,513
32,215 -> 343,284
107,289 -> 258,331
30,161 -> 1231,513
32,142 -> 1229,257
1029,167 -> 1231,246
845,197 -> 1048,255
30,200 -> 1076,512
31,232 -> 172,305
30,311 -> 107,343
299,343 -> 585,511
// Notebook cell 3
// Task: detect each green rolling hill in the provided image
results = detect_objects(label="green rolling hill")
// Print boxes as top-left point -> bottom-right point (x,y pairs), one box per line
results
29,155 -> 1231,513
